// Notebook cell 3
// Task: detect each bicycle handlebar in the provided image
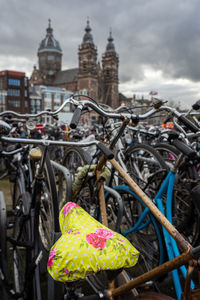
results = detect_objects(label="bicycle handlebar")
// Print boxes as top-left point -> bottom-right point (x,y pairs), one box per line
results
70,105 -> 84,129
0,97 -> 78,119
1,94 -> 199,133
1,136 -> 114,160
178,115 -> 199,133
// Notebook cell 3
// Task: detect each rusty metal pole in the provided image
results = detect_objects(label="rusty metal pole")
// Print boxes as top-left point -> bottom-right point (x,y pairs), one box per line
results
109,250 -> 192,298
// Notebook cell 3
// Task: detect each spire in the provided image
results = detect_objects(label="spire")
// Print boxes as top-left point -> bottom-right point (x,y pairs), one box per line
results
82,18 -> 94,45
106,29 -> 116,53
46,18 -> 53,35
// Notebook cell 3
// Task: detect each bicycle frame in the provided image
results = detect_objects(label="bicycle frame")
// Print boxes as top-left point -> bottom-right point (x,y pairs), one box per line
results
101,158 -> 200,299
114,169 -> 194,299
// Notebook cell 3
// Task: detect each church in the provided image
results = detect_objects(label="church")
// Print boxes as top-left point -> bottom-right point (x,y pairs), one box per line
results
30,19 -> 119,108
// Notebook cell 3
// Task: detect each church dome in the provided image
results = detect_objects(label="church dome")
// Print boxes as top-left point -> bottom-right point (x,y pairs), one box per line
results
38,19 -> 62,54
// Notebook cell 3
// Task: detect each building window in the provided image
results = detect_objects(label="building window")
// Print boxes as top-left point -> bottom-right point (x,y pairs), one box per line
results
47,55 -> 54,61
8,79 -> 20,86
106,69 -> 110,77
9,100 -> 20,107
40,56 -> 45,61
54,102 -> 60,108
7,89 -> 20,96
83,61 -> 87,72
44,92 -> 51,99
55,93 -> 60,100
24,90 -> 28,97
24,77 -> 28,86
44,100 -> 51,109
82,89 -> 87,95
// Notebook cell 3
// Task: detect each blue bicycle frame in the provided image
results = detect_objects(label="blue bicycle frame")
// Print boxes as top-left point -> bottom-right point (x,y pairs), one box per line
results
114,170 -> 194,300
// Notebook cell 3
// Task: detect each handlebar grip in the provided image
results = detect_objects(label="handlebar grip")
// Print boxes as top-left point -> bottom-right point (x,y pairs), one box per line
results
70,106 -> 83,129
97,142 -> 114,160
178,115 -> 199,133
170,139 -> 197,159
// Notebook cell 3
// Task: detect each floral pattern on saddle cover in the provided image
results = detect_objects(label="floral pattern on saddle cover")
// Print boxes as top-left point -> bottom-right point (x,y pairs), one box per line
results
47,202 -> 139,282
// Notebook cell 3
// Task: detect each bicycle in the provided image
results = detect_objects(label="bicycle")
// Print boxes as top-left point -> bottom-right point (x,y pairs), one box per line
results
0,104 -> 117,300
64,97 -> 200,295
1,96 -> 200,299
49,96 -> 200,299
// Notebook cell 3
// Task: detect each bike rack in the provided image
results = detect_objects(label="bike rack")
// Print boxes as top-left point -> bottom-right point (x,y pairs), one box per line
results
50,160 -> 72,207
104,185 -> 124,233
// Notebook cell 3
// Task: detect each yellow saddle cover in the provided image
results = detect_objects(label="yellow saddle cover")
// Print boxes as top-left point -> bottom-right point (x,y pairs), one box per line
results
47,202 -> 139,282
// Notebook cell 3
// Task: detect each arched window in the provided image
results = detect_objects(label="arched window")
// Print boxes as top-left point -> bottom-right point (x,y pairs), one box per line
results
106,69 -> 110,77
83,61 -> 87,72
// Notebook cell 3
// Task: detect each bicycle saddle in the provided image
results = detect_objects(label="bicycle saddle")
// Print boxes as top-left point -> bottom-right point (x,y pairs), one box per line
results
47,202 -> 139,282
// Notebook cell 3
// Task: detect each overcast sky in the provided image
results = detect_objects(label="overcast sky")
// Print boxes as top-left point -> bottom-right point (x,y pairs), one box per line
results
1,0 -> 200,108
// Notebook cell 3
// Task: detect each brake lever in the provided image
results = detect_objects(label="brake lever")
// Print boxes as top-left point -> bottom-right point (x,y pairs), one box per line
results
152,97 -> 168,109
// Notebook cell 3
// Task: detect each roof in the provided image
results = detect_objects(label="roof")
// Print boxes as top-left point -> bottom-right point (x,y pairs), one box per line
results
119,92 -> 128,101
29,86 -> 42,98
38,20 -> 62,54
0,70 -> 25,77
53,68 -> 78,84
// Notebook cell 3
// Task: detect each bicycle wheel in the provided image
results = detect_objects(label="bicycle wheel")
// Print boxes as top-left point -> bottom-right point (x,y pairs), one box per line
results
113,186 -> 164,278
172,173 -> 200,246
0,191 -> 8,299
38,152 -> 59,251
125,144 -> 168,190
9,168 -> 29,295
12,192 -> 32,296
155,143 -> 179,168
3,170 -> 31,298
31,150 -> 60,300
63,147 -> 92,181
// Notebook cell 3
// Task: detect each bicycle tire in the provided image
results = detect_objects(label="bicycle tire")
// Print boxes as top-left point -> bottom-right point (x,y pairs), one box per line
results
172,172 -> 200,246
38,150 -> 60,251
0,191 -> 8,299
124,143 -> 168,191
4,170 -> 32,298
155,143 -> 200,246
12,169 -> 28,295
12,192 -> 32,297
63,147 -> 92,181
113,186 -> 165,278
31,150 -> 60,300
154,143 -> 179,167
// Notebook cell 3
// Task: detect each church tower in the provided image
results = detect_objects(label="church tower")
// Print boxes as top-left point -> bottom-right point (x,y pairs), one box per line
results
77,20 -> 99,100
102,31 -> 119,108
30,19 -> 62,85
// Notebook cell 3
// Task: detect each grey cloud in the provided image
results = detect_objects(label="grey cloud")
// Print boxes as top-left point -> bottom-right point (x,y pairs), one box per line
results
1,0 -> 200,105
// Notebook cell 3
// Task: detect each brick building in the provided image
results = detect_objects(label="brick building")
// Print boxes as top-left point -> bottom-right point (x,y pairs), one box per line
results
0,70 -> 29,113
30,19 -> 119,108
